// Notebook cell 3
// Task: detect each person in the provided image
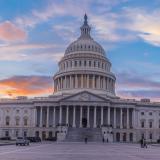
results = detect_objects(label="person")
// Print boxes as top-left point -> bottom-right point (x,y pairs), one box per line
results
102,137 -> 105,143
140,138 -> 143,148
144,139 -> 147,148
84,137 -> 88,144
106,138 -> 109,143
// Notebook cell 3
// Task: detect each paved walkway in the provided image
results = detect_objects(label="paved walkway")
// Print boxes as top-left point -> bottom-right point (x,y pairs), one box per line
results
0,142 -> 160,160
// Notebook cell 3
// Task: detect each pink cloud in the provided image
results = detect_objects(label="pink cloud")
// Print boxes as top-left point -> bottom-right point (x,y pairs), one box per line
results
0,21 -> 27,41
0,75 -> 53,98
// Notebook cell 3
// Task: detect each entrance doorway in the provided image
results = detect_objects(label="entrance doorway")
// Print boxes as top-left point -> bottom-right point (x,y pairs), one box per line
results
82,118 -> 87,128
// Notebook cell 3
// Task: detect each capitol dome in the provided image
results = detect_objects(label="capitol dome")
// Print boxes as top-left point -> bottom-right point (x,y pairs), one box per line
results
53,14 -> 116,98
65,14 -> 105,56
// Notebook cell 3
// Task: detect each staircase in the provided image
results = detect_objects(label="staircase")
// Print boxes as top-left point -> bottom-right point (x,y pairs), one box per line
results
65,128 -> 102,142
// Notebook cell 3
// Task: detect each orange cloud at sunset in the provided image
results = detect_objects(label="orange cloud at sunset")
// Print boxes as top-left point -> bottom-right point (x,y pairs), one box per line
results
0,21 -> 27,41
0,76 -> 53,98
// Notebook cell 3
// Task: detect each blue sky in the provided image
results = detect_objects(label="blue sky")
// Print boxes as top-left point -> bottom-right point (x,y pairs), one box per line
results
0,0 -> 160,101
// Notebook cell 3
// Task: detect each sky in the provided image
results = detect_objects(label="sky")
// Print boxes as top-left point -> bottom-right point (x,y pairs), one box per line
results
0,0 -> 160,101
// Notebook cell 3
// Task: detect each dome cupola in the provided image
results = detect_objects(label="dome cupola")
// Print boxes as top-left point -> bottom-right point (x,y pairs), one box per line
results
65,14 -> 105,56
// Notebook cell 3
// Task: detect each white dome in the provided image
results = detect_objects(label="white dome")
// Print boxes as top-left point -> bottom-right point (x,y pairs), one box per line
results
53,14 -> 116,98
65,14 -> 105,56
65,38 -> 105,55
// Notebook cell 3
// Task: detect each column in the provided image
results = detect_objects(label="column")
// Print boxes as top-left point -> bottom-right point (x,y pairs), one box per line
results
70,75 -> 72,88
40,107 -> 43,127
72,106 -> 76,127
114,108 -> 116,128
92,75 -> 95,89
34,107 -> 37,127
65,76 -> 67,89
127,108 -> 129,129
46,107 -> 49,127
87,75 -> 89,88
66,106 -> 69,125
58,78 -> 60,90
75,75 -> 78,88
103,77 -> 105,89
94,106 -> 97,128
120,108 -> 123,129
80,106 -> 82,127
107,78 -> 109,90
61,77 -> 63,89
98,76 -> 101,89
81,74 -> 83,88
59,106 -> 62,124
106,78 -> 108,91
101,106 -> 104,126
132,108 -> 135,128
108,107 -> 110,125
53,107 -> 56,127
87,106 -> 90,127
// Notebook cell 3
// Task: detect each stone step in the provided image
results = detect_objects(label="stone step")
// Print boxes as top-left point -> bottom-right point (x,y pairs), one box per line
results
65,128 -> 102,142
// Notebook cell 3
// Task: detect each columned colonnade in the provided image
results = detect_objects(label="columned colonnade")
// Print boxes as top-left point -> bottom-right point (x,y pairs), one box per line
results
54,74 -> 115,93
35,106 -> 135,129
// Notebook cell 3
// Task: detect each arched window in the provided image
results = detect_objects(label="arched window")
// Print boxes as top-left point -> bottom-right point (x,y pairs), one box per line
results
24,117 -> 28,126
6,116 -> 10,126
15,117 -> 20,126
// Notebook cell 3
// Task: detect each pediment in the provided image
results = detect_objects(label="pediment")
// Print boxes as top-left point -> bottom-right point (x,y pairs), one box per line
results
60,91 -> 108,102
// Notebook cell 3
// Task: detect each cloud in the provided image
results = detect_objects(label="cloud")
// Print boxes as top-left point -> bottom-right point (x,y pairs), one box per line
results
15,0 -> 89,28
117,90 -> 160,102
116,71 -> 160,101
116,71 -> 160,89
123,8 -> 160,46
0,21 -> 27,42
0,76 -> 53,98
90,14 -> 136,42
0,43 -> 63,61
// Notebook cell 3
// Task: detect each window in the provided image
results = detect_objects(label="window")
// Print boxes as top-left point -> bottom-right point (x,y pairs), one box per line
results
15,117 -> 20,126
141,133 -> 144,139
141,112 -> 144,115
149,121 -> 152,128
89,61 -> 91,67
94,61 -> 96,67
102,63 -> 104,69
6,116 -> 10,126
24,117 -> 28,126
149,112 -> 152,116
74,61 -> 77,67
16,131 -> 19,137
16,110 -> 19,113
5,131 -> 9,137
84,61 -> 86,66
79,61 -> 81,66
98,62 -> 100,68
141,121 -> 145,128
24,131 -> 27,137
149,133 -> 152,139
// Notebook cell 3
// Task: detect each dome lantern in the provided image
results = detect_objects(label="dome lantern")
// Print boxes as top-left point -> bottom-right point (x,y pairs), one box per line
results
80,14 -> 91,39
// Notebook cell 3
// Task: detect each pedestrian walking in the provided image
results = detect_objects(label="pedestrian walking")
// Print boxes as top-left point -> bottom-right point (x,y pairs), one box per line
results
84,137 -> 88,144
140,138 -> 143,148
102,137 -> 105,143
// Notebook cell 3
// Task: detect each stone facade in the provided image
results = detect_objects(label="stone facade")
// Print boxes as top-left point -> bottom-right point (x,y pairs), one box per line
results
0,15 -> 160,142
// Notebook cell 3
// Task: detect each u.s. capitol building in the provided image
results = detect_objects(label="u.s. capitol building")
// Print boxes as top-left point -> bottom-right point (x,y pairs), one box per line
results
0,15 -> 160,143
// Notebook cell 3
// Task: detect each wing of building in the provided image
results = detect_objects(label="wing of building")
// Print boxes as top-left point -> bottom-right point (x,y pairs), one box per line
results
0,14 -> 160,143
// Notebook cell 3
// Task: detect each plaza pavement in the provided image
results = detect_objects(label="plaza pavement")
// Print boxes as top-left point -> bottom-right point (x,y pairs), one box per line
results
0,142 -> 160,160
